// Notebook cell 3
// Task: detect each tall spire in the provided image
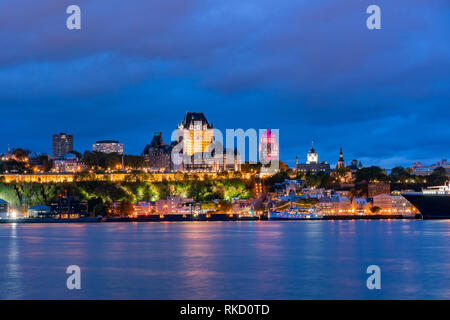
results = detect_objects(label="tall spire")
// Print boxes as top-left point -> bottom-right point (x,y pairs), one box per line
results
337,147 -> 345,169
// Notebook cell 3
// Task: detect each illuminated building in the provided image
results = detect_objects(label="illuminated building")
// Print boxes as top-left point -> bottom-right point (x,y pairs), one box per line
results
183,142 -> 241,172
142,132 -> 172,171
0,172 -> 254,184
254,176 -> 264,198
372,191 -> 413,214
133,201 -> 153,216
28,153 -> 49,172
306,143 -> 318,164
214,147 -> 241,172
368,182 -> 390,198
294,143 -> 330,175
337,147 -> 345,169
52,153 -> 85,173
412,159 -> 450,176
50,193 -> 88,219
28,205 -> 51,218
316,193 -> 352,214
92,140 -> 124,154
175,113 -> 241,173
274,180 -> 302,197
1,149 -> 29,163
390,191 -> 414,214
156,196 -> 195,214
259,129 -> 279,163
177,112 -> 214,156
52,133 -> 73,158
0,199 -> 9,219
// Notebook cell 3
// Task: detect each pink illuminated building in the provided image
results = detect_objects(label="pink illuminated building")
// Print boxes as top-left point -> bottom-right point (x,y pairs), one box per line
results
259,129 -> 279,163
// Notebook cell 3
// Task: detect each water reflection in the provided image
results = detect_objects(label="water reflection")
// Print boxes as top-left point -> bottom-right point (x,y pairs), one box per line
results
2,224 -> 24,299
0,221 -> 449,299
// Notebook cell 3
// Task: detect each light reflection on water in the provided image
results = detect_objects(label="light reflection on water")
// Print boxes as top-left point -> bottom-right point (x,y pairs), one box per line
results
0,220 -> 449,300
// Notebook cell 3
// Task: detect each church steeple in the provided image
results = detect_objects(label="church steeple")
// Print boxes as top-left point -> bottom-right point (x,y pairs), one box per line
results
337,147 -> 345,169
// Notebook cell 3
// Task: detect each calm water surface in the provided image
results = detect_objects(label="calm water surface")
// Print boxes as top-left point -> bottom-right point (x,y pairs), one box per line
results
0,220 -> 449,299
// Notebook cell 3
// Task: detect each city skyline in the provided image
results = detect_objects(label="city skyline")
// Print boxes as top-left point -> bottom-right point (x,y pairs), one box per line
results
0,1 -> 448,168
1,114 -> 449,170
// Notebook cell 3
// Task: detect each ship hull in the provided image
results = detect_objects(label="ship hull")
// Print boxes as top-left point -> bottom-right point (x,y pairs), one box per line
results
402,193 -> 450,219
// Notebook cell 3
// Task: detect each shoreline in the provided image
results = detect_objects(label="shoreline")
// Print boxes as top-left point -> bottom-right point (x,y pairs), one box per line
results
0,214 -> 421,223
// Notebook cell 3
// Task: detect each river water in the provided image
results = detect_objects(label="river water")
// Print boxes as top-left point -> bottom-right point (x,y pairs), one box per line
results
0,220 -> 449,299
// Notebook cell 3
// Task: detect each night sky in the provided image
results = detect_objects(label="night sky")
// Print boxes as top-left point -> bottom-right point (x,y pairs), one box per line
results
0,0 -> 448,168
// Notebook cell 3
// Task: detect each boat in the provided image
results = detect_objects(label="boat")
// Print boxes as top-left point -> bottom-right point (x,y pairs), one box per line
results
269,207 -> 322,220
401,182 -> 450,219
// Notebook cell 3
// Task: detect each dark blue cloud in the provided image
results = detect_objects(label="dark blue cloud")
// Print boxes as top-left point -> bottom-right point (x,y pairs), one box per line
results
0,0 -> 449,168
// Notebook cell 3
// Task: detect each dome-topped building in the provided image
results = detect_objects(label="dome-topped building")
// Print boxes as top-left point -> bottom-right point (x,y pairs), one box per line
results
294,142 -> 330,175
306,144 -> 318,164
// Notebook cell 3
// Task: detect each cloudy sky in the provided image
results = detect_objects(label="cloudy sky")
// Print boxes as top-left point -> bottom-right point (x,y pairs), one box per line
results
0,0 -> 448,168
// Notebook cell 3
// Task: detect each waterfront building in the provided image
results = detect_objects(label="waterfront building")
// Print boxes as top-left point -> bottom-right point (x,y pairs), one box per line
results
391,191 -> 414,214
111,202 -> 122,216
28,205 -> 51,218
294,143 -> 331,175
368,182 -> 390,198
316,193 -> 352,214
155,196 -> 195,214
92,140 -> 124,154
231,199 -> 254,215
52,133 -> 73,158
142,132 -> 172,172
372,194 -> 392,210
133,201 -> 153,216
353,197 -> 371,212
372,191 -> 413,214
50,194 -> 88,219
0,199 -> 9,219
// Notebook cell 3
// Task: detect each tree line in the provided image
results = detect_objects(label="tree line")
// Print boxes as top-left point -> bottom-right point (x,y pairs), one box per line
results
0,178 -> 252,212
